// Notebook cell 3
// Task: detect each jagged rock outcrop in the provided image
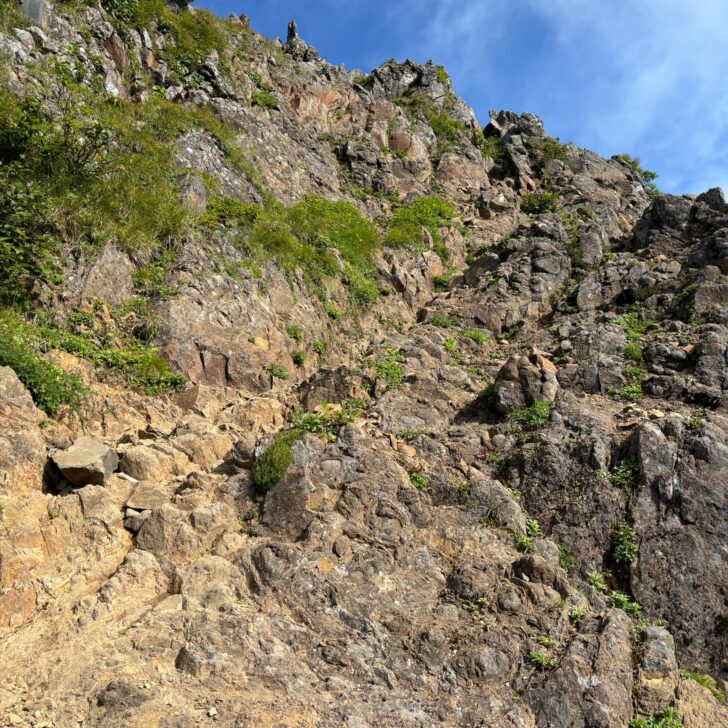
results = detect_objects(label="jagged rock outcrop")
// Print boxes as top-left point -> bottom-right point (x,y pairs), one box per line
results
0,3 -> 726,727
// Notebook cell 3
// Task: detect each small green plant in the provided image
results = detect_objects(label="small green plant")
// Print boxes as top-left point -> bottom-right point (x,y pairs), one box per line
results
462,329 -> 489,346
622,342 -> 643,362
410,472 -> 429,491
538,635 -> 557,648
291,350 -> 306,367
620,363 -> 645,402
587,571 -> 607,593
266,364 -> 289,380
684,415 -> 704,433
615,311 -> 656,343
612,522 -> 638,565
466,596 -> 489,622
367,346 -> 405,390
252,429 -> 303,494
529,650 -> 557,671
513,400 -> 552,429
605,459 -> 639,492
526,517 -> 542,538
678,669 -> 725,703
569,607 -> 585,622
323,301 -> 340,320
628,707 -> 682,728
251,89 -> 279,110
513,531 -> 534,554
286,324 -> 304,342
313,339 -> 327,355
240,508 -> 258,523
429,314 -> 458,328
610,590 -> 641,618
521,191 -> 559,214
399,427 -> 428,441
486,452 -> 504,466
292,402 -> 363,442
505,487 -> 521,503
432,274 -> 451,291
532,138 -> 569,170
443,337 -> 457,354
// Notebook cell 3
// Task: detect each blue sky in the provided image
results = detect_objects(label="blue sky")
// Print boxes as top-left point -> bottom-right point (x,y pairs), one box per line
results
198,0 -> 728,195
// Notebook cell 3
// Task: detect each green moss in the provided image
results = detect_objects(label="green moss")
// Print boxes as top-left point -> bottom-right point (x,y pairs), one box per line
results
252,429 -> 303,494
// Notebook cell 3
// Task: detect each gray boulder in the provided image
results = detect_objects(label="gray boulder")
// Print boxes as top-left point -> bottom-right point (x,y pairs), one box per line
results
51,436 -> 119,486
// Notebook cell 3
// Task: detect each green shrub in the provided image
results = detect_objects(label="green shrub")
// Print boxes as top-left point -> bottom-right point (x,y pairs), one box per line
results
291,350 -> 306,367
615,154 -> 660,198
531,138 -> 568,170
286,324 -> 303,342
313,339 -> 327,355
513,400 -> 552,429
558,545 -> 575,572
521,191 -> 560,214
443,337 -> 457,354
432,274 -> 451,292
252,429 -> 303,494
615,311 -> 656,343
0,314 -> 86,416
266,364 -> 288,380
612,522 -> 638,564
622,342 -> 643,362
526,517 -> 542,538
385,196 -> 455,262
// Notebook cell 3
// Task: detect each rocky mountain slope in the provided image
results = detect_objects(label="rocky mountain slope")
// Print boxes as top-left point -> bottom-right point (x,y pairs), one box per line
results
0,2 -> 727,726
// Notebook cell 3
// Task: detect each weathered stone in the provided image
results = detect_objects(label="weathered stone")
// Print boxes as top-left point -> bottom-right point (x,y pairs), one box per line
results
51,437 -> 119,487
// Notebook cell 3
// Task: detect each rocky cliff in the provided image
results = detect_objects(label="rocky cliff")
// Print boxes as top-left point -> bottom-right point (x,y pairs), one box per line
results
0,2 -> 727,726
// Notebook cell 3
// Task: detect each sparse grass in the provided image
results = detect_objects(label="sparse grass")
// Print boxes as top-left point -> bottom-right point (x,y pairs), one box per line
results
558,545 -> 575,573
679,669 -> 725,703
513,400 -> 552,429
286,324 -> 304,342
429,314 -> 458,328
443,337 -> 457,354
628,708 -> 682,728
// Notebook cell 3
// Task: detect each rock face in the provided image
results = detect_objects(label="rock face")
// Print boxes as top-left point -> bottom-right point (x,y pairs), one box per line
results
52,436 -> 119,486
0,4 -> 727,727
